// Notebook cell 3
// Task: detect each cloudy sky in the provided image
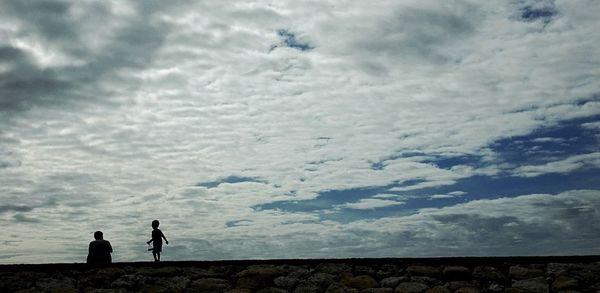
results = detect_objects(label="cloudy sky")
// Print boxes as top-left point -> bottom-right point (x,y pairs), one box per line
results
1,0 -> 600,264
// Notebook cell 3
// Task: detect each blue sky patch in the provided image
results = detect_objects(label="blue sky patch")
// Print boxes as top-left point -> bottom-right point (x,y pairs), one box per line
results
256,114 -> 600,223
271,29 -> 314,52
520,5 -> 557,23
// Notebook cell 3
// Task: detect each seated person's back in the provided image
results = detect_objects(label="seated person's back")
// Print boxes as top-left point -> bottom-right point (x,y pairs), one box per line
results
87,231 -> 113,264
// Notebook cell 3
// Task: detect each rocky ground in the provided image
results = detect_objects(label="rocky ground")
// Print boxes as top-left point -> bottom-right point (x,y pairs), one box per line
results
1,256 -> 600,292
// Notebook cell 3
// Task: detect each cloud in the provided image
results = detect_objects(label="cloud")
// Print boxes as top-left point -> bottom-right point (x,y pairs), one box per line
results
0,204 -> 34,213
513,152 -> 600,177
335,198 -> 405,210
0,1 -> 167,117
0,0 -> 599,263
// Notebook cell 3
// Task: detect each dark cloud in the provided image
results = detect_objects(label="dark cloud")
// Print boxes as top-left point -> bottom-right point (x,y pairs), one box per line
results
0,204 -> 34,213
358,3 -> 476,63
13,214 -> 40,223
0,1 -> 168,119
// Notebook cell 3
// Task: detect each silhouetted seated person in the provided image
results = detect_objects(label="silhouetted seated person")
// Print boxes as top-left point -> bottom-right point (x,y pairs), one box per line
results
87,231 -> 113,264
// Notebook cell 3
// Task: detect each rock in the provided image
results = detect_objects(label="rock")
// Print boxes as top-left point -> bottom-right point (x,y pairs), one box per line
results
407,266 -> 441,278
83,288 -> 128,293
546,263 -> 578,278
274,276 -> 300,290
377,264 -> 401,279
382,277 -> 409,288
355,265 -> 377,277
186,267 -> 228,279
137,266 -> 182,277
341,275 -> 379,290
442,266 -> 471,280
410,276 -> 442,287
486,282 -> 505,293
289,267 -> 311,279
315,263 -> 352,275
551,276 -> 579,291
189,278 -> 231,292
425,285 -> 450,293
236,265 -> 283,289
509,266 -> 545,280
454,288 -> 479,293
257,287 -> 289,293
294,281 -> 322,293
152,276 -> 190,292
35,277 -> 77,293
308,273 -> 336,289
472,266 -> 507,283
512,277 -> 548,293
362,288 -> 394,293
237,265 -> 283,278
445,281 -> 480,292
228,289 -> 253,293
80,272 -> 117,289
325,282 -> 359,293
111,274 -> 148,291
395,282 -> 429,293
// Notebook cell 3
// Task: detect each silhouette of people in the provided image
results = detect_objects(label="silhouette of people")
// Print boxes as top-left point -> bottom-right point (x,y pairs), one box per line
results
147,219 -> 168,262
87,231 -> 113,264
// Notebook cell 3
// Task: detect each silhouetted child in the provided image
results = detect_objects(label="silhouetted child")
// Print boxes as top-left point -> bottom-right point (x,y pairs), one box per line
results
147,219 -> 168,262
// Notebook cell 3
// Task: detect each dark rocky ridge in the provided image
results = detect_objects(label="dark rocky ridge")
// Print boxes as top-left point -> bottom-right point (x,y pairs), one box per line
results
1,256 -> 600,292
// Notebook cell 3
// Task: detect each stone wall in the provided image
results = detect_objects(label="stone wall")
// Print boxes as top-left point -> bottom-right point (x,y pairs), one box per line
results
1,256 -> 599,292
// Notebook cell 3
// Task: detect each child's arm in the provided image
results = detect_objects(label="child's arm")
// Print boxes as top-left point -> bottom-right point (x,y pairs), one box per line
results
162,231 -> 169,244
147,239 -> 153,244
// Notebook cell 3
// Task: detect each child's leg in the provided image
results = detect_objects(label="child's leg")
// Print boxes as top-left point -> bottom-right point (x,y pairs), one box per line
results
157,252 -> 161,262
152,251 -> 158,261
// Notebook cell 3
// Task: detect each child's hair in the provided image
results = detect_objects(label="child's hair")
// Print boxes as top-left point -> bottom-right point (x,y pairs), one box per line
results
152,219 -> 160,229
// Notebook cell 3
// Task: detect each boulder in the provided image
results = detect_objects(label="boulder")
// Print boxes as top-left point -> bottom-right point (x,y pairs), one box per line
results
362,288 -> 394,293
410,276 -> 442,287
381,277 -> 409,288
445,281 -> 480,292
454,288 -> 480,293
257,287 -> 289,293
274,276 -> 300,290
407,266 -> 441,278
511,277 -> 548,293
341,275 -> 379,290
355,265 -> 377,277
442,266 -> 471,280
425,285 -> 450,293
315,263 -> 352,275
236,265 -> 283,289
395,282 -> 429,293
35,277 -> 77,293
472,266 -> 507,283
551,276 -> 579,291
377,264 -> 402,279
294,281 -> 322,293
308,273 -> 336,289
189,278 -> 230,292
509,266 -> 545,280
325,282 -> 359,293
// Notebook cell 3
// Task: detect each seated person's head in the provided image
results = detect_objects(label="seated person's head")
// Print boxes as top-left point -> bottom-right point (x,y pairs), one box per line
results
94,231 -> 103,240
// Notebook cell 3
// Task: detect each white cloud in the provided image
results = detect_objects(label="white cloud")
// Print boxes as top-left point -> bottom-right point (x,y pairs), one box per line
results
513,152 -> 600,177
0,0 -> 599,262
335,198 -> 405,210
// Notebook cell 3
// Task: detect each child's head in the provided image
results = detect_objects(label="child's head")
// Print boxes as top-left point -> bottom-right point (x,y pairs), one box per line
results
94,231 -> 103,240
152,219 -> 160,229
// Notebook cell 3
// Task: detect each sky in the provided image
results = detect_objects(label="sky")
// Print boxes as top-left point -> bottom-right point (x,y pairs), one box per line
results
1,0 -> 600,264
